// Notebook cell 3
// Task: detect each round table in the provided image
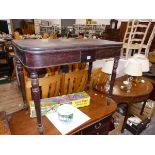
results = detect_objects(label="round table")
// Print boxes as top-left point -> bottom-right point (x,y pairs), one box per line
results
93,76 -> 153,133
112,76 -> 153,132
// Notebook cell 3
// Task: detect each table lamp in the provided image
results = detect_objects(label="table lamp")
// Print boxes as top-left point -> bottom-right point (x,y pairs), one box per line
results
102,59 -> 119,93
133,54 -> 150,72
124,58 -> 142,91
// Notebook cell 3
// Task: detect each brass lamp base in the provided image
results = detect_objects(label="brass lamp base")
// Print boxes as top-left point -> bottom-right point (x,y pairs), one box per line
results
132,76 -> 141,86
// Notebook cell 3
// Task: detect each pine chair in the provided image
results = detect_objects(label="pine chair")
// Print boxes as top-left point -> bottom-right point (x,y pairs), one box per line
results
25,74 -> 62,105
90,68 -> 109,90
46,66 -> 61,76
121,19 -> 152,59
68,63 -> 87,73
61,69 -> 88,95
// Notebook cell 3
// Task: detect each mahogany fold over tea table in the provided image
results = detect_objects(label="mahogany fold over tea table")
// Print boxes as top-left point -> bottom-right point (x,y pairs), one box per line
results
12,39 -> 122,134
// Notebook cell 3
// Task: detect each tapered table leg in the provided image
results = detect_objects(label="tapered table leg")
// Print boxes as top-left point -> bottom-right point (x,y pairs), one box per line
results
16,58 -> 28,110
140,99 -> 147,115
108,56 -> 120,104
29,69 -> 44,134
121,104 -> 129,133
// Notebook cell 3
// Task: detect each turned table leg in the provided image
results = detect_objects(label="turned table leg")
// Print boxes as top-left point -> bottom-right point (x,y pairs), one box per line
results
108,56 -> 120,104
87,61 -> 93,91
29,69 -> 44,134
16,58 -> 28,110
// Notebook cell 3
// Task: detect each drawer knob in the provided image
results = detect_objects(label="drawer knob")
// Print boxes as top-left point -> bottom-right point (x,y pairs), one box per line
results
94,123 -> 102,129
87,56 -> 91,60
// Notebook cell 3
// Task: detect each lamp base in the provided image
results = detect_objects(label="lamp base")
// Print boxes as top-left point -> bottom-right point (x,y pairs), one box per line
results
132,76 -> 141,86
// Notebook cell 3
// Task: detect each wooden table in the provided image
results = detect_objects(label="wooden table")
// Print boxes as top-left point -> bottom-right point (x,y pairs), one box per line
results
112,76 -> 153,132
9,90 -> 117,135
12,38 -> 122,134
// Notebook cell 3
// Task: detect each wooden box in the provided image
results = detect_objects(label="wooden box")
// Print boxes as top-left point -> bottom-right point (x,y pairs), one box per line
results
125,113 -> 151,135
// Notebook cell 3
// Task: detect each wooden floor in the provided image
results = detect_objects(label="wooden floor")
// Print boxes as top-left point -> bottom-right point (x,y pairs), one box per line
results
0,81 -> 24,114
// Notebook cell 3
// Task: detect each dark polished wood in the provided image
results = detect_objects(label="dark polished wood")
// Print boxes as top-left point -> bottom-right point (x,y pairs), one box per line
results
112,76 -> 153,132
87,61 -> 93,90
9,90 -> 117,135
12,38 -> 122,134
108,56 -> 120,104
28,69 -> 44,134
15,58 -> 28,109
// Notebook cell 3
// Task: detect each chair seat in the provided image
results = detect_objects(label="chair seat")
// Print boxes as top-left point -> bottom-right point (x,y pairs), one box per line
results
122,43 -> 147,49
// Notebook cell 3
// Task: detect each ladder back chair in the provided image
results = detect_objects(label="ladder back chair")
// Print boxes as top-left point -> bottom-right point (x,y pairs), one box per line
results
121,19 -> 152,59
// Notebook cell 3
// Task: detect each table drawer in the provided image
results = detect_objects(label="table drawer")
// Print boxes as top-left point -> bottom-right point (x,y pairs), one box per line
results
81,50 -> 96,62
79,116 -> 111,135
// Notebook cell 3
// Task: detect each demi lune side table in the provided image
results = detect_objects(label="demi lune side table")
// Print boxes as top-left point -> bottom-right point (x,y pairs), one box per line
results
12,38 -> 122,134
112,76 -> 153,133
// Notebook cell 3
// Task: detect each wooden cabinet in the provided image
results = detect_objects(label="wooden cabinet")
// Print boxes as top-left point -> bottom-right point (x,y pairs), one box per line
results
21,20 -> 35,35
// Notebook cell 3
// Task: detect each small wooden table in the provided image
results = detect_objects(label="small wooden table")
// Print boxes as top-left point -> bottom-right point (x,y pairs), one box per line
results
112,76 -> 153,132
12,38 -> 122,134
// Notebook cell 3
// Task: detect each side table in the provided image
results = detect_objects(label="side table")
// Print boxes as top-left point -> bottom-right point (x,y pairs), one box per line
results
112,76 -> 153,133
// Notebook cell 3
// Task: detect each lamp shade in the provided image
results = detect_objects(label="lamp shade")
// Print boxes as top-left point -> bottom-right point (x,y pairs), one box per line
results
125,59 -> 142,76
133,54 -> 150,72
102,59 -> 119,74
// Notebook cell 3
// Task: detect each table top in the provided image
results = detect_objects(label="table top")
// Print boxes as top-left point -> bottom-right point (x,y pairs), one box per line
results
112,76 -> 153,103
13,38 -> 122,69
9,90 -> 117,135
12,38 -> 122,53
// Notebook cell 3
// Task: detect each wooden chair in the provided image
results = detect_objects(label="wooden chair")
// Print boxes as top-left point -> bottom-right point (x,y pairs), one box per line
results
61,69 -> 88,95
121,19 -> 152,59
68,63 -> 87,73
90,68 -> 109,90
144,25 -> 155,57
25,74 -> 62,105
46,66 -> 61,76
